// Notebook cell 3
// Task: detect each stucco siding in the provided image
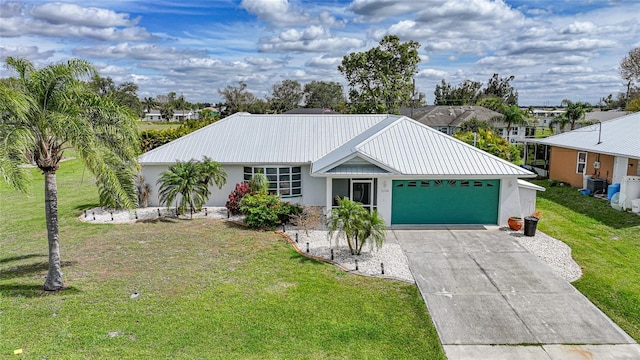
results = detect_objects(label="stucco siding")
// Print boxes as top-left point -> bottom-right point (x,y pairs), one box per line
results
549,147 -> 584,187
498,177 -> 521,226
628,158 -> 639,176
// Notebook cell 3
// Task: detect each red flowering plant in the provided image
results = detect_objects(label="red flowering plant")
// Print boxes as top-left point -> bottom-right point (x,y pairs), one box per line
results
225,182 -> 250,215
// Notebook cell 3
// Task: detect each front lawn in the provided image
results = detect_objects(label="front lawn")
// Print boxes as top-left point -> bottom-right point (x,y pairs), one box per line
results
0,159 -> 444,359
533,180 -> 640,340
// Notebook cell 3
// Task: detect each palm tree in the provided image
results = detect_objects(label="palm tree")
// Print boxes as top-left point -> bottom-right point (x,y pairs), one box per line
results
157,158 -> 227,217
0,57 -> 140,291
141,97 -> 158,113
355,209 -> 386,255
498,104 -> 527,142
328,197 -> 386,255
562,99 -> 591,130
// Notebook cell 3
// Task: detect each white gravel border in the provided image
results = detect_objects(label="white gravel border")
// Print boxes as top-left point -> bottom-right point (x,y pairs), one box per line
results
79,207 -> 582,283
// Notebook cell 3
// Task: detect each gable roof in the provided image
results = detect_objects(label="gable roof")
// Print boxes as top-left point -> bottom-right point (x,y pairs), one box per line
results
529,112 -> 640,159
312,116 -> 533,177
139,113 -> 390,164
139,113 -> 534,178
400,105 -> 504,127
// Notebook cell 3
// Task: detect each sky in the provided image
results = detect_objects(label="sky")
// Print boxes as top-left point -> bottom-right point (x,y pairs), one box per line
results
1,0 -> 639,106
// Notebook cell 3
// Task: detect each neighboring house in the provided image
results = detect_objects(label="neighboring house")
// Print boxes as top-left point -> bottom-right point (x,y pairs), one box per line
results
143,109 -> 198,122
528,113 -> 640,189
140,113 -> 541,226
401,105 -> 534,142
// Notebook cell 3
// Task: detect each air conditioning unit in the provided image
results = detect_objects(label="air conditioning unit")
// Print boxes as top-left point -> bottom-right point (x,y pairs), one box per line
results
593,161 -> 600,169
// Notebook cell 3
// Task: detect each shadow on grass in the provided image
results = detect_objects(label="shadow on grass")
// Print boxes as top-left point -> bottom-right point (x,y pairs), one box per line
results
534,180 -> 640,229
0,261 -> 76,281
135,217 -> 179,224
0,254 -> 46,265
289,251 -> 328,266
0,284 -> 81,298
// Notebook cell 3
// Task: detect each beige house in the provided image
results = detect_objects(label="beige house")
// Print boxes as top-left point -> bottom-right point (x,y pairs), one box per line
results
528,113 -> 640,189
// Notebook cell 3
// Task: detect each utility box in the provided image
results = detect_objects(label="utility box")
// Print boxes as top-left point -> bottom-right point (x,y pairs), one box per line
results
587,178 -> 607,195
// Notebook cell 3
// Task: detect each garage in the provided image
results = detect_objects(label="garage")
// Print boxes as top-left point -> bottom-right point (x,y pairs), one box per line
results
391,179 -> 500,224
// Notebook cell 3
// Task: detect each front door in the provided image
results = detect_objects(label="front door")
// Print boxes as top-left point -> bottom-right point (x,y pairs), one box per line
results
351,180 -> 373,211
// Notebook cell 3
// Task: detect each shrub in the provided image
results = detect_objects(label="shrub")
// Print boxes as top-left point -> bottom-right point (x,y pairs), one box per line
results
240,193 -> 294,229
225,182 -> 250,215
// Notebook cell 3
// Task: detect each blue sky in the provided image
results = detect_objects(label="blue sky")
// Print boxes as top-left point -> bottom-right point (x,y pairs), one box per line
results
1,0 -> 639,106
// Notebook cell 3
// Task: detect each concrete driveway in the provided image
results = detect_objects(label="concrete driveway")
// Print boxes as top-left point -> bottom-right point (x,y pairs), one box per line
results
392,228 -> 640,360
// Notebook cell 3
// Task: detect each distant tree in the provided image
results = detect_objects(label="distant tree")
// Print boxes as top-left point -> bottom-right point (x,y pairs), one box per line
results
476,96 -> 505,112
90,75 -> 142,116
303,80 -> 345,109
620,47 -> 640,100
625,96 -> 640,112
498,104 -> 528,142
434,79 -> 482,106
482,74 -> 518,105
157,157 -> 227,218
218,82 -> 257,115
454,129 -> 521,163
458,118 -> 496,133
558,99 -> 591,131
338,35 -> 421,114
270,80 -> 303,113
141,97 -> 158,113
0,57 -> 139,291
160,102 -> 174,121
247,98 -> 270,114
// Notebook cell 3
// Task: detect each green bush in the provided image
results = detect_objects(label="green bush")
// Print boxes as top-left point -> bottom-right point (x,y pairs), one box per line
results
140,118 -> 217,153
240,193 -> 297,229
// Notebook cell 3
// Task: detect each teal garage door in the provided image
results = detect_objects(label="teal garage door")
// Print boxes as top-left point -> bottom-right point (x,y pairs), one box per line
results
391,180 -> 500,224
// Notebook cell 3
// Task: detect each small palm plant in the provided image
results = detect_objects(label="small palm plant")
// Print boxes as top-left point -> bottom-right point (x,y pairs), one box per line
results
157,158 -> 227,218
328,197 -> 386,255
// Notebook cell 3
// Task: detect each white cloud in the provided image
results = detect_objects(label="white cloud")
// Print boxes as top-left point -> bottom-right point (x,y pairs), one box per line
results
30,2 -> 140,28
416,69 -> 448,79
0,45 -> 55,60
240,0 -> 341,27
0,2 -> 152,41
73,43 -> 205,60
561,21 -> 597,35
547,66 -> 594,74
0,1 -> 22,17
305,55 -> 342,68
258,27 -> 364,53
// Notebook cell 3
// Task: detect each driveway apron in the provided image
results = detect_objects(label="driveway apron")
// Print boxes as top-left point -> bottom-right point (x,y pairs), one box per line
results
393,228 -> 639,359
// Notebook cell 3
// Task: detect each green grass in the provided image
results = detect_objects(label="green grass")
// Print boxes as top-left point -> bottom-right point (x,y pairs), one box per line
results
533,180 -> 640,340
0,159 -> 445,359
138,121 -> 181,131
534,127 -> 554,138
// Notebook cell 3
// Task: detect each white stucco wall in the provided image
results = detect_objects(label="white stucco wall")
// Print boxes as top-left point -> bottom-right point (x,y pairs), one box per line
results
498,177 -> 522,226
141,163 -> 327,208
377,177 -> 392,225
519,187 -> 538,217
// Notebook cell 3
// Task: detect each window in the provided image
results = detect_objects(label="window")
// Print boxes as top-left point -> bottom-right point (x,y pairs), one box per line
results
576,152 -> 587,174
576,151 -> 587,174
244,166 -> 302,197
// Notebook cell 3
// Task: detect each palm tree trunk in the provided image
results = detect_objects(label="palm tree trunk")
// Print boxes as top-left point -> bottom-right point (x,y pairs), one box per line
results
43,170 -> 63,291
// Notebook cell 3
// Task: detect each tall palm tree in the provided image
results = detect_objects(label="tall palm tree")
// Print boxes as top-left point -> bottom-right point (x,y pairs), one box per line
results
157,158 -> 227,217
498,104 -> 527,142
0,57 -> 140,291
328,197 -> 387,255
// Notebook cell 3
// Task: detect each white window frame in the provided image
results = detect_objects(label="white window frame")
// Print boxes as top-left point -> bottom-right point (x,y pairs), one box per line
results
576,151 -> 587,174
244,166 -> 302,198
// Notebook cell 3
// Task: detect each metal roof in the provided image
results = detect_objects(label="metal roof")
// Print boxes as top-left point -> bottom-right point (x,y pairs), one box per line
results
139,113 -> 389,164
140,113 -> 534,178
529,112 -> 640,159
313,117 -> 533,177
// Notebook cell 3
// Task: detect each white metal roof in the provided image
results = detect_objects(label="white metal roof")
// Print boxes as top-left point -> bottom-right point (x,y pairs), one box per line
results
312,117 -> 533,177
529,112 -> 640,159
140,113 -> 534,178
139,113 -> 389,164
